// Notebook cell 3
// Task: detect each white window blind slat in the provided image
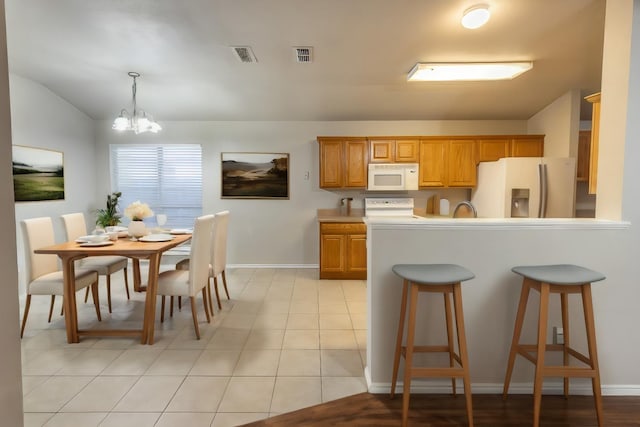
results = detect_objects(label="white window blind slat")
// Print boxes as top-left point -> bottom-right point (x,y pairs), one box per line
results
110,144 -> 203,229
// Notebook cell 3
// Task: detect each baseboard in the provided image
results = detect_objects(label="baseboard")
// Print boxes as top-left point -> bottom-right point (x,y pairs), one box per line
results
226,264 -> 319,269
365,379 -> 640,396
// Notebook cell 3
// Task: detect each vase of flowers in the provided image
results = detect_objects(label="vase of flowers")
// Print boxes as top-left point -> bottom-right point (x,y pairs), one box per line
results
124,200 -> 154,238
96,192 -> 122,228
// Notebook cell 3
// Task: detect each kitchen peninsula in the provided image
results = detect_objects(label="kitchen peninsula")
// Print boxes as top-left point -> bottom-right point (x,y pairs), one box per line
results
363,216 -> 630,395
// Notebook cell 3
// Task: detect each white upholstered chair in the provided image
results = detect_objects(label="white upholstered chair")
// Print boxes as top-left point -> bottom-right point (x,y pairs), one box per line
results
175,210 -> 231,313
20,217 -> 101,338
210,210 -> 231,310
157,214 -> 215,339
61,213 -> 130,313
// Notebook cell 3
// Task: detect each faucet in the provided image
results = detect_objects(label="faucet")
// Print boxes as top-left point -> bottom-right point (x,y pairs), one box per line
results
453,201 -> 477,218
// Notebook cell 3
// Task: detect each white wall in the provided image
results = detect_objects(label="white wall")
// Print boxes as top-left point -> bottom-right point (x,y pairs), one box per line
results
366,220 -> 638,393
0,2 -> 24,424
597,0 -> 633,220
95,120 -> 528,266
10,74 -> 98,289
527,89 -> 581,158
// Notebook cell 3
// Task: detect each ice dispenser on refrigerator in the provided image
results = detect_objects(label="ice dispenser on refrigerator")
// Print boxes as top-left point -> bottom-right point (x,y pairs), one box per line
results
511,189 -> 530,218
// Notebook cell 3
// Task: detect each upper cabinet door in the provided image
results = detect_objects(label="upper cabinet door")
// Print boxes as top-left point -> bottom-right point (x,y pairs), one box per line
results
344,139 -> 368,187
448,139 -> 477,187
585,92 -> 600,195
477,138 -> 511,163
419,139 -> 447,187
577,130 -> 591,182
511,137 -> 544,157
318,139 -> 343,188
368,139 -> 418,163
395,140 -> 419,163
318,138 -> 367,189
369,140 -> 394,163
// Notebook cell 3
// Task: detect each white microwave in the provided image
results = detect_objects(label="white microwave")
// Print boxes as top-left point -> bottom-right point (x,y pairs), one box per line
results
367,163 -> 419,191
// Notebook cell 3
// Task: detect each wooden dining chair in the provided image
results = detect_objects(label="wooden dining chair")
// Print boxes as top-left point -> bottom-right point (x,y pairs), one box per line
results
61,213 -> 130,313
20,217 -> 101,337
157,214 -> 215,339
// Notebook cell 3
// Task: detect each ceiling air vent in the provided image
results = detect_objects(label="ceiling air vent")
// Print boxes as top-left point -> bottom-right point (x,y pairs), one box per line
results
231,46 -> 257,63
294,47 -> 313,63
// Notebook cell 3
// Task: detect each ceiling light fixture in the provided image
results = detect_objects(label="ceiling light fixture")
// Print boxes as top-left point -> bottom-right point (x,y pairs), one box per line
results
461,4 -> 490,29
407,62 -> 533,82
112,72 -> 161,134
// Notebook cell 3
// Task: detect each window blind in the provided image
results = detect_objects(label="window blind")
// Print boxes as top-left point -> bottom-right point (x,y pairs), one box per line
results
110,144 -> 203,229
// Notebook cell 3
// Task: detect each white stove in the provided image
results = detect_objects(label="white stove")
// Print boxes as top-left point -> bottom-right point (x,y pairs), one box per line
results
365,198 -> 415,217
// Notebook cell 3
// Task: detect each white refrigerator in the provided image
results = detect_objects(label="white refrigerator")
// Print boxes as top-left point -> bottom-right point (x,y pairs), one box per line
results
470,157 -> 576,218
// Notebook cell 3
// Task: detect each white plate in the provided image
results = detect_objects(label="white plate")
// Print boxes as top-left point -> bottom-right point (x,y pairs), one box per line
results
139,234 -> 174,242
106,226 -> 129,237
79,241 -> 114,247
169,228 -> 192,235
76,235 -> 109,243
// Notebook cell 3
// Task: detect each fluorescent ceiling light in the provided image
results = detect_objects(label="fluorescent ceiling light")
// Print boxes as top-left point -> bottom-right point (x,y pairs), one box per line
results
407,62 -> 533,82
461,4 -> 490,29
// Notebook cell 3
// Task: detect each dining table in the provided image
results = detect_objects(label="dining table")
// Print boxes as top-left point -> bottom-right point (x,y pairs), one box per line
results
34,233 -> 192,345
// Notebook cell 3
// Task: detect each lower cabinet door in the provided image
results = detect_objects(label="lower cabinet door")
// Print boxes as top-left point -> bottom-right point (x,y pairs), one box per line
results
346,234 -> 367,278
320,234 -> 346,277
319,223 -> 367,279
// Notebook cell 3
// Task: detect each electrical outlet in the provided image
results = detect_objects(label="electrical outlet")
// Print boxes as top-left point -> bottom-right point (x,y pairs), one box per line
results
553,326 -> 564,345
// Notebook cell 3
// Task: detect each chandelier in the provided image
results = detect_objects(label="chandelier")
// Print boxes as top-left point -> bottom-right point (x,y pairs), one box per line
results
112,72 -> 161,134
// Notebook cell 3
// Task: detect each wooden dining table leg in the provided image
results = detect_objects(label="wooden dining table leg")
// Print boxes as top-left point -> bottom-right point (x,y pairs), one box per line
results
142,254 -> 162,345
132,258 -> 143,292
61,256 -> 79,343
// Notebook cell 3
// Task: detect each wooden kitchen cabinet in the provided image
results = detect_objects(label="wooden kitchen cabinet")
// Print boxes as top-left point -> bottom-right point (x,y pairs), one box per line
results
448,139 -> 477,186
418,139 -> 447,186
477,135 -> 544,162
585,92 -> 600,194
318,137 -> 368,188
368,138 -> 419,163
419,138 -> 475,187
577,130 -> 591,182
510,136 -> 544,157
477,138 -> 511,162
319,222 -> 367,279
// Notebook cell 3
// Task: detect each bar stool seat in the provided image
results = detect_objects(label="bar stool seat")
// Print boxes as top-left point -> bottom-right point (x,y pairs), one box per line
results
390,263 -> 475,427
503,264 -> 606,427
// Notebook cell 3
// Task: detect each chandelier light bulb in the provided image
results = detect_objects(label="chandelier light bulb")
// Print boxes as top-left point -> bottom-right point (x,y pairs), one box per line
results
112,72 -> 162,134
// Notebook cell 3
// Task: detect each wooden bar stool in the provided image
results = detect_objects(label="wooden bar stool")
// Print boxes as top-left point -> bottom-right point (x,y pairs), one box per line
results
503,264 -> 606,427
390,264 -> 475,427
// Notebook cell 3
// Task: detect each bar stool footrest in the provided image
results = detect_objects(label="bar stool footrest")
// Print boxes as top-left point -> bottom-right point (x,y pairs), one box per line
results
515,344 -> 594,367
410,367 -> 467,378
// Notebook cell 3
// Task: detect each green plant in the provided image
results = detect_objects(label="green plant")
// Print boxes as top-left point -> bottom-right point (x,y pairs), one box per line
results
96,191 -> 122,227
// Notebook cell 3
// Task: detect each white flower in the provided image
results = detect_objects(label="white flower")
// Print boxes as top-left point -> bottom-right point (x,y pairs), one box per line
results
124,201 -> 154,221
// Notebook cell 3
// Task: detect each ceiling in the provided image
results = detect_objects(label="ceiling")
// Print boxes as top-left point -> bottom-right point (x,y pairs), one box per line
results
4,0 -> 605,123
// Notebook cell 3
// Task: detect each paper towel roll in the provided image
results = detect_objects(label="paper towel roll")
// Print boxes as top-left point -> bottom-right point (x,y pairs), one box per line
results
439,199 -> 450,216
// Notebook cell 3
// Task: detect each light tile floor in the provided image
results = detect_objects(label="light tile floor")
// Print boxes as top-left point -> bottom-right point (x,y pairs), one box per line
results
20,267 -> 367,427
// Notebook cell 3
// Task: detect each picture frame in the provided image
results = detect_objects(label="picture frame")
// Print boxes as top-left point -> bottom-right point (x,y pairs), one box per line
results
221,152 -> 289,199
12,145 -> 65,202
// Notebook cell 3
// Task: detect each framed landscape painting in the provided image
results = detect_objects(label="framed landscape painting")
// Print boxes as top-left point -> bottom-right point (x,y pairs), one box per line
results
221,152 -> 289,199
12,145 -> 65,202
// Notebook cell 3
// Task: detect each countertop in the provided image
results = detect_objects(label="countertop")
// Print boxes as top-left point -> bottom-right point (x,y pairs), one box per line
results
317,208 -> 366,222
317,208 -> 625,229
316,208 -> 451,222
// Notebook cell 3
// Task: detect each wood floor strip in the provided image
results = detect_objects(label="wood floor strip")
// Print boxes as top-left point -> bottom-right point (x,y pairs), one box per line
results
242,393 -> 640,426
